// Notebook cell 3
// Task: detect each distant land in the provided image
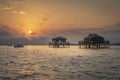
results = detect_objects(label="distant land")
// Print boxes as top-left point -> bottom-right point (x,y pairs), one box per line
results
0,43 -> 120,46
111,43 -> 120,45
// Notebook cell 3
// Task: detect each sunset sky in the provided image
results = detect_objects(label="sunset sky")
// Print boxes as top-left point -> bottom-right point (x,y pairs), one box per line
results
0,0 -> 120,44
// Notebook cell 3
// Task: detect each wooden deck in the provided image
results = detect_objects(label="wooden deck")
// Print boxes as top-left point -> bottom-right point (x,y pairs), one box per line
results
79,41 -> 110,49
49,42 -> 70,48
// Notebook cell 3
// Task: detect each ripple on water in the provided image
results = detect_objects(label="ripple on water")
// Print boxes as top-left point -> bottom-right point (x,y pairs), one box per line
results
0,46 -> 120,80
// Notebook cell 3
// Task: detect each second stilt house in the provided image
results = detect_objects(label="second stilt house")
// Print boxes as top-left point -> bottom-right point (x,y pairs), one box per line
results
49,37 -> 70,48
79,34 -> 110,48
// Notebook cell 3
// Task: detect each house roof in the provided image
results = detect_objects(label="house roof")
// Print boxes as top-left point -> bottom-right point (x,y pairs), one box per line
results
84,34 -> 104,40
52,37 -> 66,40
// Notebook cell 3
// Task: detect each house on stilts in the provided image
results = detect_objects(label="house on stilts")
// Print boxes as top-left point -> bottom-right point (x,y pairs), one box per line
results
49,37 -> 70,48
79,34 -> 110,48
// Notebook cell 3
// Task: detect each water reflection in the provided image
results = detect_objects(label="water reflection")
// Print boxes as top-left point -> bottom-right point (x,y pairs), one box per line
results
0,46 -> 120,80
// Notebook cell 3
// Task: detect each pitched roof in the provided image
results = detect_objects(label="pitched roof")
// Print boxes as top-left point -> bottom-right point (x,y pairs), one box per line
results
84,34 -> 104,39
52,37 -> 66,40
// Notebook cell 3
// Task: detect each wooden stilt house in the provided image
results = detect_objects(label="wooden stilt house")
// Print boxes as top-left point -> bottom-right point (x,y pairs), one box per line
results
49,37 -> 70,48
79,34 -> 110,48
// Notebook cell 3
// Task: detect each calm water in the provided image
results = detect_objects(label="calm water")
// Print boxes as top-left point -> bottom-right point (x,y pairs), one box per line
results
0,45 -> 120,80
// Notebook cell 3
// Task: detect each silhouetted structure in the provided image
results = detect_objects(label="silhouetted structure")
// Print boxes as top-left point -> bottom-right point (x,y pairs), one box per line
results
79,34 -> 110,48
14,44 -> 24,48
49,37 -> 70,48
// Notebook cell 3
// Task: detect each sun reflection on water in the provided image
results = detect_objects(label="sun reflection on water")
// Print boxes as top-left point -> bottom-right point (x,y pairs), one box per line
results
0,46 -> 120,80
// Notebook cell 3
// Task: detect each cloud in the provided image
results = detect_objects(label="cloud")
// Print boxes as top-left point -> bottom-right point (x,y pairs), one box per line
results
19,11 -> 26,14
41,23 -> 120,44
31,32 -> 37,35
41,18 -> 48,21
0,25 -> 12,37
0,5 -> 13,10
27,32 -> 38,39
0,0 -> 27,15
0,28 -> 11,36
0,23 -> 120,44
11,10 -> 27,15
39,17 -> 48,26
40,17 -> 48,21
111,23 -> 120,29
0,24 -> 49,45
0,36 -> 49,45
2,5 -> 13,10
0,24 -> 25,38
43,27 -> 104,37
29,36 -> 49,45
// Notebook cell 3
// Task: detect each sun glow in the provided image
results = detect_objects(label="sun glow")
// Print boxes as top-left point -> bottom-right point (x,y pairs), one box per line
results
28,30 -> 32,34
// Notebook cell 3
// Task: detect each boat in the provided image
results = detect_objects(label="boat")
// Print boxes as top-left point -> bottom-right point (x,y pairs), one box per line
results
14,44 -> 24,48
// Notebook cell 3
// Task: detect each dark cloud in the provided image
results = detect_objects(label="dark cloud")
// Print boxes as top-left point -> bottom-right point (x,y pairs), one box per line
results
44,27 -> 104,37
0,29 -> 11,36
111,23 -> 120,29
40,17 -> 48,21
0,23 -> 120,45
0,36 -> 49,45
30,36 -> 49,45
2,5 -> 13,10
43,23 -> 120,44
0,24 -> 25,38
0,24 -> 49,45
41,18 -> 48,21
0,24 -> 12,37
39,17 -> 48,26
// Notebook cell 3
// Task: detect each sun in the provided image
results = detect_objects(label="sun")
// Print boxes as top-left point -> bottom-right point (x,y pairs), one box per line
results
28,30 -> 32,34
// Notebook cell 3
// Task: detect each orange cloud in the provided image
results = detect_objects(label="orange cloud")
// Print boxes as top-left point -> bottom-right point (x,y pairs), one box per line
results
2,6 -> 13,10
11,10 -> 27,15
19,11 -> 27,15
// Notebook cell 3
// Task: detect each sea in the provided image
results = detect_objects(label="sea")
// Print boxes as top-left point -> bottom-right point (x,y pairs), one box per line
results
0,45 -> 120,80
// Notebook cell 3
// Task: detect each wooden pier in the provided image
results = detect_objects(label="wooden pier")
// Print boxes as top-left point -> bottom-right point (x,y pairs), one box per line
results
79,34 -> 110,49
49,37 -> 70,48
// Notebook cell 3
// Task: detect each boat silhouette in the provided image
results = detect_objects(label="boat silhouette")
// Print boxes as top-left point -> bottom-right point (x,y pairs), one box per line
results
14,44 -> 24,48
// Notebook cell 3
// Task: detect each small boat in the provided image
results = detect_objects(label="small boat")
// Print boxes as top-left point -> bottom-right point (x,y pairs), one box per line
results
14,44 -> 24,48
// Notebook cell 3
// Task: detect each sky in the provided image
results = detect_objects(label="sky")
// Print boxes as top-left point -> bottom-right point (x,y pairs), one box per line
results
0,0 -> 120,45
